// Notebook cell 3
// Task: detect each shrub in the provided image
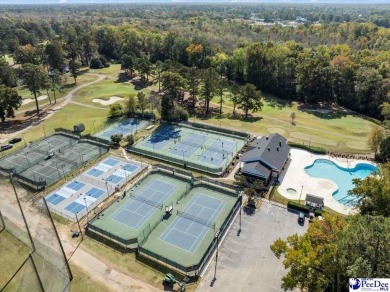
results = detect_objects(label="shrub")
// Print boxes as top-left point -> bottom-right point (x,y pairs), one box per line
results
174,106 -> 189,122
314,209 -> 324,217
287,141 -> 326,154
109,103 -> 123,118
287,201 -> 309,213
110,134 -> 123,147
125,134 -> 135,146
90,58 -> 104,69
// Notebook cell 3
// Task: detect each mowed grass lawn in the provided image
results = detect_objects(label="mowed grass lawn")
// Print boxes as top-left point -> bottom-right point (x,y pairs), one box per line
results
12,103 -> 109,145
208,95 -> 376,153
0,230 -> 31,289
73,65 -> 156,107
16,73 -> 97,114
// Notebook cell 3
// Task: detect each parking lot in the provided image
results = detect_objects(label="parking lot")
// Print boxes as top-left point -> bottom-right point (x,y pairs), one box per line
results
198,201 -> 308,292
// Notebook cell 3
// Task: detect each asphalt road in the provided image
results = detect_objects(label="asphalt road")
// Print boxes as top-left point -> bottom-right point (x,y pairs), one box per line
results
197,201 -> 308,292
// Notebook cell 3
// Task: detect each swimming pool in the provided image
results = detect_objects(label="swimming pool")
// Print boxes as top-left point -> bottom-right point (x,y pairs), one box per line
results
305,159 -> 378,206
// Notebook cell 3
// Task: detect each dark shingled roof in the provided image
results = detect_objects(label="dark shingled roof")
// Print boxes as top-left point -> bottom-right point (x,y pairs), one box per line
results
241,133 -> 291,170
241,161 -> 272,179
305,194 -> 324,206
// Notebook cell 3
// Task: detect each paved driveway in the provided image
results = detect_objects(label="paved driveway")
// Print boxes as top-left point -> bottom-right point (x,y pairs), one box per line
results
197,201 -> 308,292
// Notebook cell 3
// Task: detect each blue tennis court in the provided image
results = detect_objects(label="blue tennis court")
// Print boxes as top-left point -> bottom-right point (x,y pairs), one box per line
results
106,174 -> 123,184
123,163 -> 138,172
66,181 -> 85,191
46,193 -> 66,205
65,201 -> 85,214
160,193 -> 225,253
86,188 -> 105,199
199,139 -> 237,166
110,179 -> 177,230
103,158 -> 120,166
169,133 -> 208,158
87,168 -> 104,177
94,119 -> 147,141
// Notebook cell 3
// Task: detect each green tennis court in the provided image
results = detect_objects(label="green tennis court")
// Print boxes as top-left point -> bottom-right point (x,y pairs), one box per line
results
139,184 -> 238,271
88,172 -> 191,245
129,123 -> 248,175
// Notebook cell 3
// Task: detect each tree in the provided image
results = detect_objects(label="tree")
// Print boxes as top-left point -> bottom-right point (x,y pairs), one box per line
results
200,68 -> 218,115
230,83 -> 241,116
270,213 -> 346,291
121,54 -> 135,76
0,58 -> 17,87
136,54 -> 152,82
20,63 -> 49,116
125,134 -> 135,146
108,103 -> 123,118
148,93 -> 160,113
0,86 -> 22,123
290,112 -> 296,125
160,94 -> 171,121
45,41 -> 65,72
110,134 -> 123,147
187,67 -> 200,113
162,71 -> 186,109
69,59 -> 81,85
14,44 -> 40,65
367,126 -> 385,154
336,215 -> 390,286
154,60 -> 164,92
381,102 -> 390,121
238,83 -> 263,118
217,78 -> 228,115
137,91 -> 148,115
379,137 -> 390,162
49,69 -> 62,104
349,162 -> 390,217
126,94 -> 137,116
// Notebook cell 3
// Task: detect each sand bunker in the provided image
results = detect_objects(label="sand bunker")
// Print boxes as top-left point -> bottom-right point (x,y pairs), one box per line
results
92,96 -> 124,105
22,95 -> 48,105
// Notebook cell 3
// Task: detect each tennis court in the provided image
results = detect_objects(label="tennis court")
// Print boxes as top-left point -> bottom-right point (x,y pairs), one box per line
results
94,119 -> 148,142
0,133 -> 108,188
45,156 -> 146,221
160,193 -> 225,253
111,179 -> 178,230
88,171 -> 190,243
139,183 -> 239,270
130,124 -> 247,175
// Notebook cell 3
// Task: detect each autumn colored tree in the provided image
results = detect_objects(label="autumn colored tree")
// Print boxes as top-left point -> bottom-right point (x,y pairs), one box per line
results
367,126 -> 386,154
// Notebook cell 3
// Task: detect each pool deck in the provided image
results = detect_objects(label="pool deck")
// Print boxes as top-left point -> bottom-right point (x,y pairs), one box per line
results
278,148 -> 377,215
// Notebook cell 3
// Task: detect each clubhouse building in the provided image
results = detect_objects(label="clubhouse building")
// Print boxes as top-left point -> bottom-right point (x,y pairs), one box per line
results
240,133 -> 291,185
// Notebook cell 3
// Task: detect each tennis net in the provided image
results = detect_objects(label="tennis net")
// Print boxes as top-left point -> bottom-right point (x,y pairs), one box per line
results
131,195 -> 163,209
177,210 -> 215,228
56,155 -> 78,166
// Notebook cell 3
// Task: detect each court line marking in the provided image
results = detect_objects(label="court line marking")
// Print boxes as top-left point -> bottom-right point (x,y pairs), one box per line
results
110,178 -> 177,229
160,192 -> 226,253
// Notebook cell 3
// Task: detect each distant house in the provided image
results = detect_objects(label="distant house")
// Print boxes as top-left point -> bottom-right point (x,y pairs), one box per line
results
240,133 -> 291,185
305,194 -> 324,210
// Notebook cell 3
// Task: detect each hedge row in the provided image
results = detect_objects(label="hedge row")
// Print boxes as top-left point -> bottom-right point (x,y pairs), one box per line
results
287,201 -> 326,217
287,141 -> 326,154
287,201 -> 310,213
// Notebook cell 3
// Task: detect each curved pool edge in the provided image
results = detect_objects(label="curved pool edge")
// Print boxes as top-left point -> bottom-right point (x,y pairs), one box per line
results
277,148 -> 376,215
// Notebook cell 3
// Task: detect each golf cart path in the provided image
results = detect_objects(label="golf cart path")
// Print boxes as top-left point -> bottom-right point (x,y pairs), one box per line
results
0,73 -> 106,143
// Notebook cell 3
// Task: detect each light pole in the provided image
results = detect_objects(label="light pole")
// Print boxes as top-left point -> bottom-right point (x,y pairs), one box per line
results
214,230 -> 220,280
299,185 -> 304,204
84,197 -> 89,224
22,133 -> 27,147
43,125 -> 46,138
93,120 -> 96,133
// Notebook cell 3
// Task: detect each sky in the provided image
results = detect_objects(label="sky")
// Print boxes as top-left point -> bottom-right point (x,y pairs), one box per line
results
1,0 -> 389,4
